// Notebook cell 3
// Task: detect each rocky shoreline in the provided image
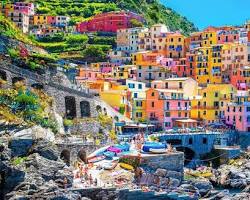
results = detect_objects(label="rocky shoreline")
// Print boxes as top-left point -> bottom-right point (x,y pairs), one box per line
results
1,126 -> 249,199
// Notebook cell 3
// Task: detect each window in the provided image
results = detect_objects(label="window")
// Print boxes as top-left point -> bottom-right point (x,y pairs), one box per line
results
178,112 -> 181,117
215,92 -> 218,97
134,93 -> 138,98
165,82 -> 168,88
149,66 -> 152,70
136,101 -> 142,107
247,107 -> 250,112
151,102 -> 155,107
165,112 -> 170,117
165,122 -> 171,127
138,73 -> 142,77
151,92 -> 155,97
203,92 -> 206,97
179,82 -> 183,89
203,138 -> 207,144
138,84 -> 142,89
247,116 -> 250,122
136,112 -> 142,117
189,138 -> 193,145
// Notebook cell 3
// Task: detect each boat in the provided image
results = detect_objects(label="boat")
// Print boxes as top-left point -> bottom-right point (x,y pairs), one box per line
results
142,142 -> 167,152
107,146 -> 122,154
103,161 -> 118,170
104,151 -> 115,159
119,163 -> 134,170
87,145 -> 110,158
149,148 -> 167,154
88,155 -> 105,163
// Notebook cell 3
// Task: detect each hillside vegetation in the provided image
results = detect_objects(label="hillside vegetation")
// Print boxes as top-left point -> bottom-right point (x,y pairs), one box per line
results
24,0 -> 197,35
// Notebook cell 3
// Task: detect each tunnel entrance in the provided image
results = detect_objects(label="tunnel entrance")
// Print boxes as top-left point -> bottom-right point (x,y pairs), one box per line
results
0,70 -> 7,81
12,77 -> 25,85
65,96 -> 77,119
78,148 -> 87,163
80,101 -> 90,117
176,147 -> 195,165
31,83 -> 44,90
60,149 -> 71,166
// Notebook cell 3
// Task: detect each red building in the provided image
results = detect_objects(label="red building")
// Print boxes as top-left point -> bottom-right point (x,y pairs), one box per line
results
76,11 -> 144,33
230,66 -> 250,90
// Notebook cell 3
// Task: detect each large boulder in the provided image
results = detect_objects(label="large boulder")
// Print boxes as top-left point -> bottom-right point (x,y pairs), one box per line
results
166,170 -> 183,180
168,178 -> 180,187
155,168 -> 167,177
9,138 -> 33,157
193,180 -> 213,197
12,126 -> 55,142
29,139 -> 59,161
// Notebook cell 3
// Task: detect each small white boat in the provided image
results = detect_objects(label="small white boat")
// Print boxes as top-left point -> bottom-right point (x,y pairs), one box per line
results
149,148 -> 167,154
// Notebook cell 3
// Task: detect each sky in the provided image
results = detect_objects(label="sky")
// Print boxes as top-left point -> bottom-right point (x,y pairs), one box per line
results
160,0 -> 250,30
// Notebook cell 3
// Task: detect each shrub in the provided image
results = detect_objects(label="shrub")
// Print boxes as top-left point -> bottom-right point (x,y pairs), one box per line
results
12,157 -> 27,166
7,48 -> 19,58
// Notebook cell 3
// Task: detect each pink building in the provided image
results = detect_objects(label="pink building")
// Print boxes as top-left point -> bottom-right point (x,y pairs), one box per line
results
225,95 -> 250,132
217,30 -> 239,44
76,11 -> 144,33
47,16 -> 57,25
14,2 -> 34,16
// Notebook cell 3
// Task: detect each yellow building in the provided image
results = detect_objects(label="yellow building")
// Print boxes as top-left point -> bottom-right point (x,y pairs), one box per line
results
202,28 -> 217,47
195,46 -> 211,85
166,32 -> 186,58
191,84 -> 236,124
112,65 -> 136,80
100,82 -> 132,118
33,15 -> 47,26
0,3 -> 14,17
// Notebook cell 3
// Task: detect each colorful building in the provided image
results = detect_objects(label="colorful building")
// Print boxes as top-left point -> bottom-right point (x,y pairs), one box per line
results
100,82 -> 132,118
7,11 -> 29,33
225,92 -> 250,132
126,80 -> 147,121
76,11 -> 144,33
231,66 -> 250,90
191,84 -> 236,124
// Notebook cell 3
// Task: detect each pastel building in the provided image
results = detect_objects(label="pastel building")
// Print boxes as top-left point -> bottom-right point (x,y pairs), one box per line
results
191,84 -> 236,124
217,30 -> 239,44
221,43 -> 248,83
100,82 -> 132,118
126,80 -> 147,121
136,64 -> 171,87
231,66 -> 250,90
166,32 -> 186,59
14,2 -> 34,16
112,65 -> 137,80
116,27 -> 146,53
138,24 -> 170,51
55,16 -> 70,27
145,88 -> 192,130
76,11 -> 144,33
225,92 -> 250,132
201,27 -> 217,47
7,11 -> 29,33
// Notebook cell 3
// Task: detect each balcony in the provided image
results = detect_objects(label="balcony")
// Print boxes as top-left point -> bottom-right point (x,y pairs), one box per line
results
192,106 -> 218,110
145,76 -> 155,80
149,117 -> 159,121
165,106 -> 191,111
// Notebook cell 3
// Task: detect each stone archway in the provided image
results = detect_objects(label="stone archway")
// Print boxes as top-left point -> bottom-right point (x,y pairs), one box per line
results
78,148 -> 87,163
12,76 -> 25,85
60,149 -> 71,165
0,70 -> 7,81
65,96 -> 77,119
80,100 -> 90,117
31,83 -> 44,90
176,147 -> 195,165
96,105 -> 102,113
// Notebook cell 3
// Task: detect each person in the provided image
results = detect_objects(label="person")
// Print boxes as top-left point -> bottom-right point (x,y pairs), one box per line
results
89,174 -> 93,185
63,177 -> 68,189
94,178 -> 98,186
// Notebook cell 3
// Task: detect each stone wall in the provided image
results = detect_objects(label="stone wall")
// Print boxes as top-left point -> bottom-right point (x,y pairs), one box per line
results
139,152 -> 184,173
71,187 -> 182,200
